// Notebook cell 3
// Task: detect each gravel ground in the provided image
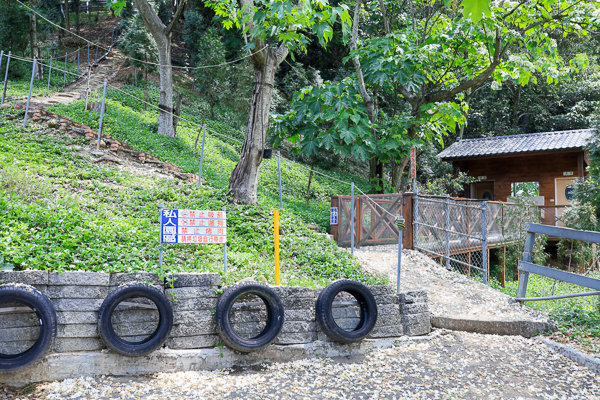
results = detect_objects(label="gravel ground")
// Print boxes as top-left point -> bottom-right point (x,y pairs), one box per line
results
355,247 -> 551,324
3,330 -> 598,399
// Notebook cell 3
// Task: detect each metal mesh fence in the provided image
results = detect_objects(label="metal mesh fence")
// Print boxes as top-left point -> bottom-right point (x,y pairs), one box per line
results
414,195 -> 488,282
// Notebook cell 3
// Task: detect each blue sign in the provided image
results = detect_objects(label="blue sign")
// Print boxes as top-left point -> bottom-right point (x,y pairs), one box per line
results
330,207 -> 338,225
161,209 -> 227,244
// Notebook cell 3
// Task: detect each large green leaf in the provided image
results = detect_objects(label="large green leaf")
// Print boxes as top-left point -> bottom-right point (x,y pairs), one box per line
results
462,0 -> 491,24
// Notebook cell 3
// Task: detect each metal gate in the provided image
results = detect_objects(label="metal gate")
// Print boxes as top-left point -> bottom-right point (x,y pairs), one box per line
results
413,194 -> 489,284
331,193 -> 411,248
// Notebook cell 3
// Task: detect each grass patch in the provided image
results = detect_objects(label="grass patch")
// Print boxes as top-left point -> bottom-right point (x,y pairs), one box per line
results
0,109 -> 385,288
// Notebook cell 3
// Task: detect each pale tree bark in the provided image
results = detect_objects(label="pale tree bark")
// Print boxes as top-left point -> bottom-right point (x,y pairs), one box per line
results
351,0 -> 386,191
229,43 -> 289,204
228,0 -> 289,204
133,0 -> 186,137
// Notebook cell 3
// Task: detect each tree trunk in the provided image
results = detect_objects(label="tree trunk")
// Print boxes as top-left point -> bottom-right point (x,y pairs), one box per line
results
65,0 -> 70,32
76,0 -> 80,34
511,85 -> 521,129
369,159 -> 384,193
229,47 -> 281,204
29,0 -> 42,79
392,157 -> 410,192
134,0 -> 182,137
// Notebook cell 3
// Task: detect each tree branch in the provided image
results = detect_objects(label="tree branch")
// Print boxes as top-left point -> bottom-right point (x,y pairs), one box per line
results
134,0 -> 165,34
350,0 -> 375,121
166,0 -> 187,36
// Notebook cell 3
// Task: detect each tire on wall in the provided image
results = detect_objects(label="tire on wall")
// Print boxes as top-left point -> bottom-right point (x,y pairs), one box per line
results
0,284 -> 57,374
316,280 -> 378,343
216,282 -> 284,353
97,283 -> 173,357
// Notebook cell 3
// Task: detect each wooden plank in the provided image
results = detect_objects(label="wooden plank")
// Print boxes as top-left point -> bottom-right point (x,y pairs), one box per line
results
518,261 -> 600,291
358,195 -> 402,246
526,223 -> 600,243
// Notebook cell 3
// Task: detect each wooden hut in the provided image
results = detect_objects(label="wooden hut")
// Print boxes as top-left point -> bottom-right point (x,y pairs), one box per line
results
438,129 -> 592,223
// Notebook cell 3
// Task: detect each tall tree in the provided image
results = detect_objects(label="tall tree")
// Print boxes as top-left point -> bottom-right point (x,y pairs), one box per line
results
110,0 -> 187,137
205,0 -> 352,204
276,0 -> 600,192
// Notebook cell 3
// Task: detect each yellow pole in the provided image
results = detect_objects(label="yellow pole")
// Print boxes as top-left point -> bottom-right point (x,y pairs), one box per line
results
274,210 -> 280,285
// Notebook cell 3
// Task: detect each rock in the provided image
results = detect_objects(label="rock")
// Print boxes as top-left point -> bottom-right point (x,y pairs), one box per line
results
237,277 -> 256,284
307,224 -> 320,232
48,119 -> 59,128
1,104 -> 11,109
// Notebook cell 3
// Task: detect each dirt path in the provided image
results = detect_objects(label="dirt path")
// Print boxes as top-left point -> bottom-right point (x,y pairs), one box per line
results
354,246 -> 551,325
6,331 -> 598,399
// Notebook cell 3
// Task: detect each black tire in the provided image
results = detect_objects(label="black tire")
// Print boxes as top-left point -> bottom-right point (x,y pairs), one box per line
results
316,280 -> 378,343
0,284 -> 57,374
97,283 -> 173,357
216,282 -> 284,353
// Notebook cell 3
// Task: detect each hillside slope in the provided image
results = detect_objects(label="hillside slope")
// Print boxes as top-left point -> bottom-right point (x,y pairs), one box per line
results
0,108 -> 384,287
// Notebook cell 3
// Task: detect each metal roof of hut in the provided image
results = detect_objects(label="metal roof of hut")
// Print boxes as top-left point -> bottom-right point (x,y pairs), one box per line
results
438,129 -> 593,160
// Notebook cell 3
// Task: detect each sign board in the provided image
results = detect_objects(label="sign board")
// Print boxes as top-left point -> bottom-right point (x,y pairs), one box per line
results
330,207 -> 338,225
161,209 -> 226,244
563,171 -> 574,176
410,147 -> 416,180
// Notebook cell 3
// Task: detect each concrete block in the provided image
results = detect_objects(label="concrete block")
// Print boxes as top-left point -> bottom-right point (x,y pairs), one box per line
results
52,299 -> 103,312
368,324 -> 403,338
330,318 -> 360,331
374,294 -> 399,305
0,270 -> 48,285
165,287 -> 218,299
112,322 -> 159,337
230,322 -> 266,336
171,323 -> 215,337
111,309 -> 159,324
402,313 -> 431,336
229,310 -> 266,323
332,307 -> 360,319
378,304 -> 401,316
0,341 -> 37,355
173,311 -> 214,325
281,321 -> 318,334
169,298 -> 218,312
272,287 -> 316,299
0,326 -> 40,342
367,285 -> 394,297
53,338 -> 105,352
168,273 -> 220,288
109,273 -> 163,287
49,272 -> 109,286
274,331 -> 317,345
0,312 -> 39,328
57,324 -> 99,338
431,316 -> 552,338
47,285 -> 109,299
166,335 -> 218,349
56,312 -> 97,325
284,309 -> 315,322
374,313 -> 401,327
399,291 -> 428,304
400,303 -> 428,315
281,297 -> 315,309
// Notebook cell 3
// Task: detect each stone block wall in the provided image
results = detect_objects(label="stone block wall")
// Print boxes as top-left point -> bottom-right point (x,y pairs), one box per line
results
0,271 -> 430,356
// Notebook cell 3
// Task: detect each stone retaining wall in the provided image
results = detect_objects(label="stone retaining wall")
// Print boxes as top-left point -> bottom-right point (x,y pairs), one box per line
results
0,270 -> 430,362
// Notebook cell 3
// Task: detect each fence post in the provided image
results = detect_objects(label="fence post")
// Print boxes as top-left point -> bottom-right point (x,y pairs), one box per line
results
1,51 -> 10,105
396,215 -> 404,294
159,203 -> 164,270
77,48 -> 80,74
482,201 -> 488,285
84,69 -> 91,110
277,150 -> 283,209
223,206 -> 228,274
87,42 -> 90,66
517,231 -> 535,299
23,58 -> 37,127
413,181 -> 418,250
95,38 -> 99,63
104,34 -> 107,56
63,52 -> 67,87
47,55 -> 53,90
351,182 -> 355,255
95,78 -> 107,152
197,124 -> 206,186
0,51 -> 3,75
445,195 -> 450,269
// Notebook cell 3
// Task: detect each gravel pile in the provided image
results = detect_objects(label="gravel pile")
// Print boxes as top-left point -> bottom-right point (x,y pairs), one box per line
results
6,331 -> 599,399
354,246 -> 551,324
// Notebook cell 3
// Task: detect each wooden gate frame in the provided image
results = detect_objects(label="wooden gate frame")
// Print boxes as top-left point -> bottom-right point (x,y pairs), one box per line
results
330,193 -> 413,249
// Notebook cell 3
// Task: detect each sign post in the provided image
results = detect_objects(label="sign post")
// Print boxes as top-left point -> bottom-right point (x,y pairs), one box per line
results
410,146 -> 416,181
160,207 -> 228,272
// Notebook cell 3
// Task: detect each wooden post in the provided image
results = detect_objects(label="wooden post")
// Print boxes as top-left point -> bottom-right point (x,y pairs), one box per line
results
305,170 -> 313,206
517,232 -> 536,300
274,210 -> 280,286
